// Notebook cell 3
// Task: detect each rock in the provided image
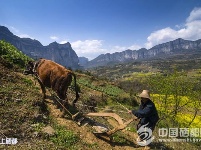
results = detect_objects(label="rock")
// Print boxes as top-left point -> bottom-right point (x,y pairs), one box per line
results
41,126 -> 55,136
92,122 -> 109,133
33,113 -> 47,122
15,99 -> 22,103
31,123 -> 40,127
32,131 -> 39,137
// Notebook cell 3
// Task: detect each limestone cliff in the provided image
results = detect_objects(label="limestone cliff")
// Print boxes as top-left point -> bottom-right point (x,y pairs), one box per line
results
0,26 -> 79,69
86,38 -> 201,68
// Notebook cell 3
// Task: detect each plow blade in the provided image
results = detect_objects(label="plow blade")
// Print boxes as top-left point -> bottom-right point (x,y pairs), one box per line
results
86,112 -> 138,136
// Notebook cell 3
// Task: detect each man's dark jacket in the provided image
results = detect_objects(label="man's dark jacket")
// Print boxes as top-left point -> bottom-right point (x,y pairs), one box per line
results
132,99 -> 159,130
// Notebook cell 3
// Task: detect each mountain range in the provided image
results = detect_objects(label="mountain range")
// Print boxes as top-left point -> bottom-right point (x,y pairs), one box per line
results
1,25 -> 201,69
0,26 -> 79,69
85,38 -> 201,68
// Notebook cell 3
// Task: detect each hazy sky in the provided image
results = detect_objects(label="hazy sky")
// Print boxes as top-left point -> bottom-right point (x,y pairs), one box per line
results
1,0 -> 201,60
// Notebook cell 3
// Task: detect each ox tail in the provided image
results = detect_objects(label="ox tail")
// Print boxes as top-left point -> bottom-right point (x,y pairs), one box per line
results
72,73 -> 80,105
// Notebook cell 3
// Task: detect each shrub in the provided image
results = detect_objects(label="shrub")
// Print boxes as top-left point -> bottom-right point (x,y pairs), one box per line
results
147,71 -> 201,128
0,40 -> 32,67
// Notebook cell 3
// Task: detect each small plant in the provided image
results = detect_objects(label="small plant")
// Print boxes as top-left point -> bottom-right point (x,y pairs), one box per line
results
50,125 -> 79,148
112,133 -> 127,144
32,123 -> 46,132
0,40 -> 32,68
126,126 -> 137,132
22,78 -> 33,85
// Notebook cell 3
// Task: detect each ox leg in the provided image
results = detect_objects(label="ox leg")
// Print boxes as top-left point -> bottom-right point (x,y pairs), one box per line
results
37,79 -> 46,101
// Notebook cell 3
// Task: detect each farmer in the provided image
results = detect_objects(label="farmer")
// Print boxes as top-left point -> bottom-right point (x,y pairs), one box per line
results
128,90 -> 159,140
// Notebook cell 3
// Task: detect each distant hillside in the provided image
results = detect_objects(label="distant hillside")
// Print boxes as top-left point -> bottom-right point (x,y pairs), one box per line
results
0,26 -> 80,69
78,56 -> 89,67
85,38 -> 201,68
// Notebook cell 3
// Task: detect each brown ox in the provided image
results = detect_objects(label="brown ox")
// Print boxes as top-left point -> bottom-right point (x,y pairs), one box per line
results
24,58 -> 79,116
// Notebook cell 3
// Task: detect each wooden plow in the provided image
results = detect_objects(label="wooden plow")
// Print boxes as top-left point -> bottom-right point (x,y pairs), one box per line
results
85,112 -> 138,140
49,92 -> 138,140
56,100 -> 138,139
56,103 -> 138,139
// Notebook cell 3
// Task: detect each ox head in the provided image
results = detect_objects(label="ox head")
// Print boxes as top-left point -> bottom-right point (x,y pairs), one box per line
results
23,61 -> 34,75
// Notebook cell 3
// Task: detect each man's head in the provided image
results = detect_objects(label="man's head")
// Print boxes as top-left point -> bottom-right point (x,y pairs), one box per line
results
138,90 -> 151,103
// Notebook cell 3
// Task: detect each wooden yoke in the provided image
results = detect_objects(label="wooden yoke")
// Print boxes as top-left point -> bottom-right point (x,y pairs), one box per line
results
86,113 -> 138,136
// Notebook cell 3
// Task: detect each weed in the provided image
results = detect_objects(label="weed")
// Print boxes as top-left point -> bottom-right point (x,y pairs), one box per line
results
50,125 -> 79,148
22,78 -> 33,85
32,123 -> 46,132
112,133 -> 127,144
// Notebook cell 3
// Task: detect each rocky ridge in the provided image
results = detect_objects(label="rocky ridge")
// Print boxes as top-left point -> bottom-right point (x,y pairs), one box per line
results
86,38 -> 201,68
0,26 -> 79,69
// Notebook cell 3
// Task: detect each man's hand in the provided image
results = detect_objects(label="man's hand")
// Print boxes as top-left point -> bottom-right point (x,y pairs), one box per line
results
128,110 -> 139,120
128,110 -> 132,114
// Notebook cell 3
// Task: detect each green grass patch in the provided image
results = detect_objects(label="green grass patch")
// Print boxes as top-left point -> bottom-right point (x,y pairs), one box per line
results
50,125 -> 80,149
78,77 -> 128,97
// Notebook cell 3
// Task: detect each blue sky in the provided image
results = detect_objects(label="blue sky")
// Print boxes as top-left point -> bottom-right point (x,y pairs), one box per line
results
1,0 -> 201,60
